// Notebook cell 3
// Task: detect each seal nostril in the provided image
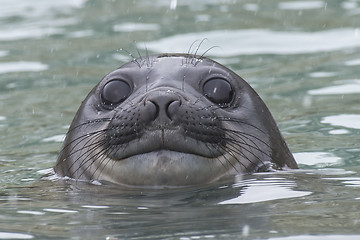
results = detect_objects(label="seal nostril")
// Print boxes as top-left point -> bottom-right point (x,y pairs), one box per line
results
149,100 -> 159,121
144,92 -> 181,123
167,100 -> 181,120
141,100 -> 158,124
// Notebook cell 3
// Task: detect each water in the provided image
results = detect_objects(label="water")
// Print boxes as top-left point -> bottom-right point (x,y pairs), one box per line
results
0,0 -> 360,239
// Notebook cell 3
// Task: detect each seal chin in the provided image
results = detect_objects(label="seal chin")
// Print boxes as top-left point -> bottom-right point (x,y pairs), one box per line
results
96,150 -> 232,187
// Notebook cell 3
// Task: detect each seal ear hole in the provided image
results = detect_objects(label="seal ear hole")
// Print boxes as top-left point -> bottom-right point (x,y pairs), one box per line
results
101,80 -> 132,106
203,78 -> 234,107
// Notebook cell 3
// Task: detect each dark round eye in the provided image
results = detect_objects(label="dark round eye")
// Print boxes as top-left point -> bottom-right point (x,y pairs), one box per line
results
203,78 -> 234,106
101,80 -> 131,106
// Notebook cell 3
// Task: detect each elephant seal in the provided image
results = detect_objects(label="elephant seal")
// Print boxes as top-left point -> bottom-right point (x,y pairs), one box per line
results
54,53 -> 298,187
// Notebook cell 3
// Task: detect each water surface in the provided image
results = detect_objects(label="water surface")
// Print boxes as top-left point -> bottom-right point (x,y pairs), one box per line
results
0,0 -> 360,239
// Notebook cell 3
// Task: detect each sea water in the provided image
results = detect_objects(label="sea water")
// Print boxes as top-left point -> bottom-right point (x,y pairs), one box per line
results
0,0 -> 360,239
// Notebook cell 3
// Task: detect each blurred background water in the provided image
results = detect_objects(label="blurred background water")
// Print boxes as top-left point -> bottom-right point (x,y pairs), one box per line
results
0,0 -> 360,239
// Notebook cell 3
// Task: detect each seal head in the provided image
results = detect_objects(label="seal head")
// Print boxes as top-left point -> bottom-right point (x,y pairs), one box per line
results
55,54 -> 297,187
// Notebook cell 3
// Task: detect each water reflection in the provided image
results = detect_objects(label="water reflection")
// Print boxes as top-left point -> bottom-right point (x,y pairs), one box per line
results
278,1 -> 326,10
219,177 -> 312,204
0,232 -> 34,240
0,0 -> 84,41
269,235 -> 360,240
294,152 -> 342,166
0,61 -> 48,74
140,28 -> 360,56
308,80 -> 360,95
113,23 -> 160,32
345,58 -> 360,66
5,168 -> 358,239
0,0 -> 360,239
322,114 -> 360,130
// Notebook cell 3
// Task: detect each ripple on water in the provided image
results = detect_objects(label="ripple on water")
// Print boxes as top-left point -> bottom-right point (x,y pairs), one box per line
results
321,114 -> 360,130
0,27 -> 65,41
0,0 -> 85,19
293,152 -> 342,166
43,208 -> 78,213
139,28 -> 360,56
67,29 -> 94,38
42,134 -> 65,143
218,177 -> 312,205
324,177 -> 360,188
243,3 -> 259,11
0,0 -> 85,41
82,205 -> 110,209
17,210 -> 45,216
0,232 -> 34,239
308,71 -> 337,78
0,61 -> 48,74
113,23 -> 160,32
0,51 -> 8,57
308,80 -> 360,95
278,1 -> 325,10
269,235 -> 360,240
345,58 -> 360,66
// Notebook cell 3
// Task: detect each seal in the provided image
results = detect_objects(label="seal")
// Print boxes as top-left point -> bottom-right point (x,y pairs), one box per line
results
54,53 -> 298,187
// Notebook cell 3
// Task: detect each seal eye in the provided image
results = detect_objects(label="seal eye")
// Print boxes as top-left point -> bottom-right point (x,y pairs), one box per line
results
101,80 -> 131,106
203,78 -> 234,106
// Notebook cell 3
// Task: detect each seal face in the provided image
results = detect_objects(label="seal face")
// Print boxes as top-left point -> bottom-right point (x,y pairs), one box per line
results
55,54 -> 298,187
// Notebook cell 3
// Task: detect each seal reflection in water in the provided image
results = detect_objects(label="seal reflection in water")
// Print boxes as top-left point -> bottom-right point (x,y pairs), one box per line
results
55,54 -> 298,187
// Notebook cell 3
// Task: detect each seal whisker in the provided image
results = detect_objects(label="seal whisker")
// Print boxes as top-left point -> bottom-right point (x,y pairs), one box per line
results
202,142 -> 228,169
201,137 -> 248,173
67,134 -> 107,174
223,128 -> 272,151
225,138 -> 267,171
85,144 -> 119,181
186,39 -> 201,65
64,134 -> 105,168
73,133 -> 117,178
220,141 -> 259,172
217,117 -> 268,135
221,129 -> 270,167
194,46 -> 220,66
216,154 -> 237,174
77,142 -> 111,180
118,48 -> 142,68
144,44 -> 150,68
196,118 -> 272,160
211,142 -> 253,173
225,134 -> 264,156
106,143 -> 128,178
226,137 -> 270,163
133,41 -> 143,62
59,129 -> 107,159
192,38 -> 208,65
146,74 -> 151,92
203,140 -> 239,173
65,118 -> 113,134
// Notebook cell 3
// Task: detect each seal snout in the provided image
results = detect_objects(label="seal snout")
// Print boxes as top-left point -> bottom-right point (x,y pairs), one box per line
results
144,91 -> 181,124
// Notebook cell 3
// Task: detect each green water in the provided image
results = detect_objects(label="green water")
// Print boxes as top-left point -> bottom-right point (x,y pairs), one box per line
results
0,0 -> 360,239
